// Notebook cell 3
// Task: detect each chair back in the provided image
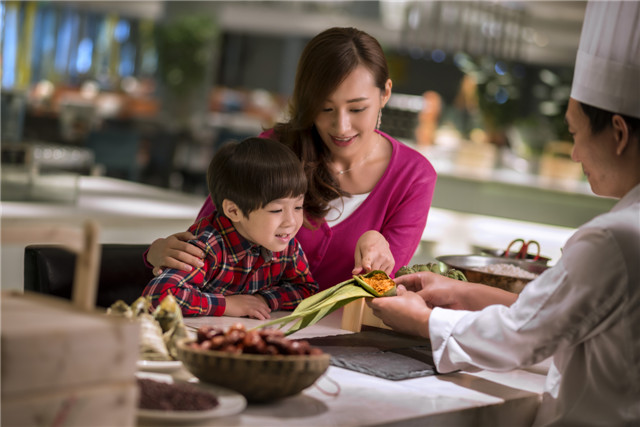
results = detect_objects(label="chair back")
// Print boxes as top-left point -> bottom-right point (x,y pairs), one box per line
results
24,243 -> 153,308
2,221 -> 101,311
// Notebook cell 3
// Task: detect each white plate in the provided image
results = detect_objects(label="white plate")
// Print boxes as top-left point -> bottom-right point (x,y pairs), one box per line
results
137,359 -> 183,373
136,372 -> 247,423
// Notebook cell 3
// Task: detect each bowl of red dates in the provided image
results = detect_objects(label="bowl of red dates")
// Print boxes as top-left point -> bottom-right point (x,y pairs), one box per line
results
176,323 -> 330,402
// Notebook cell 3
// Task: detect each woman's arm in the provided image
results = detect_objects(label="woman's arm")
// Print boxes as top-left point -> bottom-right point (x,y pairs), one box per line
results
146,232 -> 204,275
144,196 -> 214,274
376,139 -> 437,276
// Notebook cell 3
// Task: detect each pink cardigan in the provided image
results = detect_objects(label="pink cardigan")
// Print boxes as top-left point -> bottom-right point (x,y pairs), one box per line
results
197,130 -> 436,290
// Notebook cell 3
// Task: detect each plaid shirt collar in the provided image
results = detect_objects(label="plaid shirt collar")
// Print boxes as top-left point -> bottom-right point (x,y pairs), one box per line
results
214,212 -> 273,263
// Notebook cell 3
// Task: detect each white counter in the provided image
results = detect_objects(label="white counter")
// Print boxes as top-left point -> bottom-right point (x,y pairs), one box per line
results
170,310 -> 549,426
417,144 -> 616,229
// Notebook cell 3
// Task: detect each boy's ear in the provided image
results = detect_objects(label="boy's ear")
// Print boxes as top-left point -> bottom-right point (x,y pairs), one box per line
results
222,199 -> 243,221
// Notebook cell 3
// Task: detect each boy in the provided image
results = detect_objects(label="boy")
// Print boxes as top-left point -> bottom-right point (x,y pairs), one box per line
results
142,137 -> 318,319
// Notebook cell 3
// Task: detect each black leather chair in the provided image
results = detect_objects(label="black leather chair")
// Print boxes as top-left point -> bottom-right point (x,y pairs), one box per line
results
24,244 -> 155,308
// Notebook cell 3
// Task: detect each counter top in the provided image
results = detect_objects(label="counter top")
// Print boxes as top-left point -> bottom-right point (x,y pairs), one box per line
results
167,310 -> 548,426
1,176 -> 204,248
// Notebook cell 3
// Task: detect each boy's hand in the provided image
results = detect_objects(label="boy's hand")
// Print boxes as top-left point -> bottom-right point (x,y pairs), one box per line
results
224,294 -> 272,320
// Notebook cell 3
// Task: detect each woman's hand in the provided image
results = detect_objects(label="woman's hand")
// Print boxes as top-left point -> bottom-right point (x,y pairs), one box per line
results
224,295 -> 271,320
367,285 -> 431,338
147,232 -> 205,276
352,230 -> 395,275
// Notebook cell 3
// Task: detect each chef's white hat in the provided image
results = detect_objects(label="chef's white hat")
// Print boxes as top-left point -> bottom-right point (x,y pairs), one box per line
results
570,1 -> 640,118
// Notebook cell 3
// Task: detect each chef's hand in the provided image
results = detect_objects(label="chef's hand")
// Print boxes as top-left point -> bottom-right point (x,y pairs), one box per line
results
395,272 -> 519,311
352,230 -> 395,275
394,272 -> 469,309
224,295 -> 271,320
367,285 -> 431,338
147,232 -> 205,276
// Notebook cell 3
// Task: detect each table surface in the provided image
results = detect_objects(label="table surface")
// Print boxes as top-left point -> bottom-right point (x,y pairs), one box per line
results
157,310 -> 549,427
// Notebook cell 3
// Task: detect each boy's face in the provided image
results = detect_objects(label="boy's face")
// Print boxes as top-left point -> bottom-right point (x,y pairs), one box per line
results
233,195 -> 305,252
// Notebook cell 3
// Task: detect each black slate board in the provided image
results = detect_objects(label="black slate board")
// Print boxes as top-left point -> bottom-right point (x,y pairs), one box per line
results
303,327 -> 437,381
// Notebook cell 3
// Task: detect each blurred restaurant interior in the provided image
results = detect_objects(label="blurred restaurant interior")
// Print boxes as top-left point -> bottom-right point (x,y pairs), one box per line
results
1,0 -> 615,290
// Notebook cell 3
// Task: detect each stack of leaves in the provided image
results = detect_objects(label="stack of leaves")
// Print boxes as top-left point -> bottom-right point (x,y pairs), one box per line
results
256,271 -> 396,336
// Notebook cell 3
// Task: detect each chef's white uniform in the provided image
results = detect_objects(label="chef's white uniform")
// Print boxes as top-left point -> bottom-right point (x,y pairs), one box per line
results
430,183 -> 640,425
430,2 -> 640,423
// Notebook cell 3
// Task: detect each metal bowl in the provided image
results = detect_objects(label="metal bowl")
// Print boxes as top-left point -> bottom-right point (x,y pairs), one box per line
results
437,255 -> 549,293
471,246 -> 551,265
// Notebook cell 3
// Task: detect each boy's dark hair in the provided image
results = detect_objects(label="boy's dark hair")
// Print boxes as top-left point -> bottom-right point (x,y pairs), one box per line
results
207,137 -> 307,217
579,102 -> 640,141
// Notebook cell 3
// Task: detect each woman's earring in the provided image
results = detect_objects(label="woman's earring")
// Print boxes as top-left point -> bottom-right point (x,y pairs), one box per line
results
376,109 -> 382,130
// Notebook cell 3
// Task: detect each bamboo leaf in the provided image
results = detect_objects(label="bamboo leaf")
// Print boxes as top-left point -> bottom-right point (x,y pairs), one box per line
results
293,278 -> 356,314
284,295 -> 365,336
254,281 -> 373,335
254,271 -> 396,335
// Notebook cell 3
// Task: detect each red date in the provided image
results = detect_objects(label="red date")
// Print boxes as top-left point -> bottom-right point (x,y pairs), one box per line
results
192,325 -> 323,356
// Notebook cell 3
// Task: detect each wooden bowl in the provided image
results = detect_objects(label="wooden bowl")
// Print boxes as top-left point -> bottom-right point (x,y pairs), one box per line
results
437,255 -> 549,293
176,338 -> 330,402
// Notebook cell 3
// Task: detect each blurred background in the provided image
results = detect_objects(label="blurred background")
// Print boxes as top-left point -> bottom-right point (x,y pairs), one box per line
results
1,0 -> 586,191
3,1 -> 613,288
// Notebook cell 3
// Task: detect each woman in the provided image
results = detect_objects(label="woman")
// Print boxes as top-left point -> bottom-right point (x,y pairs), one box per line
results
369,2 -> 640,425
146,27 -> 437,289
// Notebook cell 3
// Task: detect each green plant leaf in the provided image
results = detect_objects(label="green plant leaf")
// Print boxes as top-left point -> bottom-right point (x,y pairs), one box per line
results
292,278 -> 356,314
254,279 -> 376,335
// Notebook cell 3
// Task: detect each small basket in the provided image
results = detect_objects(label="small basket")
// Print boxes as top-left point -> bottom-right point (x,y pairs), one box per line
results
176,338 -> 330,402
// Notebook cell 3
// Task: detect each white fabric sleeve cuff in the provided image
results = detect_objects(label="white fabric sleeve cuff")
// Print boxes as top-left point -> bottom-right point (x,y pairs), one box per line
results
429,307 -> 476,373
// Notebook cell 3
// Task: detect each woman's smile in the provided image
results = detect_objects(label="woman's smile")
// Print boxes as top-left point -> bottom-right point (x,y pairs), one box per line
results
331,134 -> 358,147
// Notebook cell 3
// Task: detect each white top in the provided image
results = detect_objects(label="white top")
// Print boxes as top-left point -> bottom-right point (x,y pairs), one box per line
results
325,193 -> 370,227
429,183 -> 640,426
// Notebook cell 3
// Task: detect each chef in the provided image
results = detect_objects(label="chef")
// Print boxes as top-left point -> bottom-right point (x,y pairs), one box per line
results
368,1 -> 640,426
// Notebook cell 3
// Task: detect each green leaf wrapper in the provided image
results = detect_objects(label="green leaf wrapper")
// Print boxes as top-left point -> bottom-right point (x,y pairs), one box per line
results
255,272 -> 396,336
353,270 -> 397,297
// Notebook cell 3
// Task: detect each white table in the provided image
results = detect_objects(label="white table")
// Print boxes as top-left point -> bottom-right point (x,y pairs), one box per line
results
170,310 -> 548,426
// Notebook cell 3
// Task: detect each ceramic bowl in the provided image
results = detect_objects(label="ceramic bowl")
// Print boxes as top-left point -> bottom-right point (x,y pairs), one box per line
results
176,338 -> 330,402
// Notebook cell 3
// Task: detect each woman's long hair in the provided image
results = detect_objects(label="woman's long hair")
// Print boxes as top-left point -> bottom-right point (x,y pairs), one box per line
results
273,27 -> 390,221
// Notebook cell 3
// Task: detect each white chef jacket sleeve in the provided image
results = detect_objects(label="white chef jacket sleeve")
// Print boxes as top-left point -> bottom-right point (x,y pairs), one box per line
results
429,224 -> 628,374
